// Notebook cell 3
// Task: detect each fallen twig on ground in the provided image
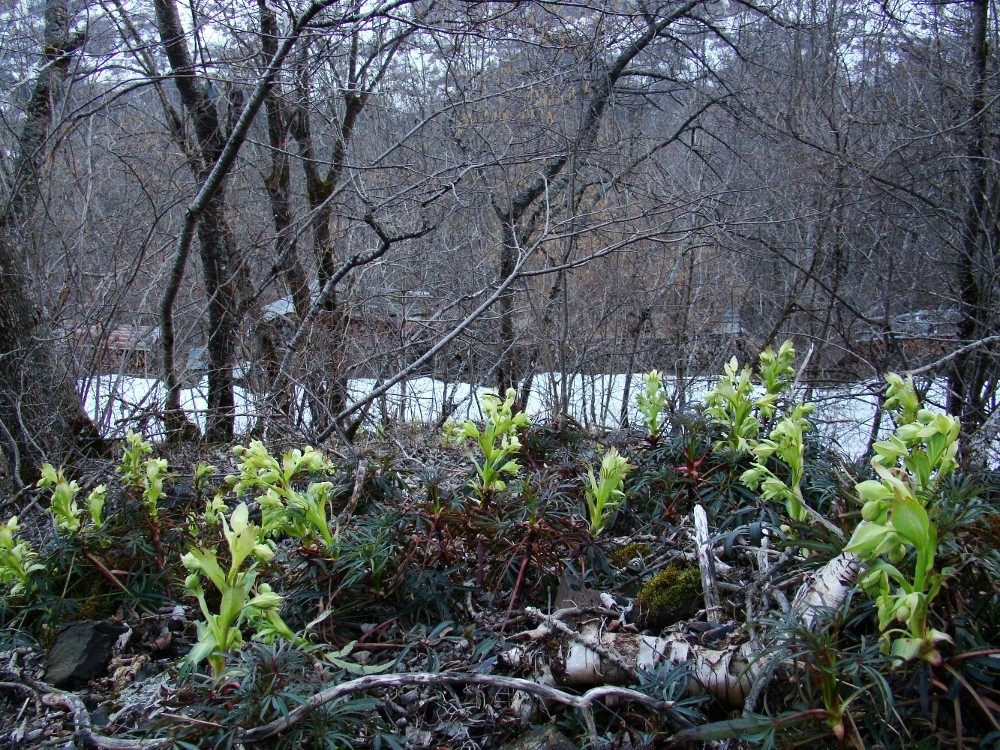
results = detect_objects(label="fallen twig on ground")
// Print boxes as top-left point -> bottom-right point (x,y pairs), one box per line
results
20,679 -> 169,750
235,670 -> 676,748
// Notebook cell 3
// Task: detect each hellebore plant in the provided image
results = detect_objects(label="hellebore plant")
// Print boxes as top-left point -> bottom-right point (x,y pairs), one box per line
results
181,502 -> 294,678
118,429 -> 153,485
85,485 -> 107,529
740,402 -> 816,522
756,339 -> 797,400
0,517 -> 43,596
440,418 -> 463,448
187,463 -> 224,533
844,374 -> 959,665
141,458 -> 168,520
228,441 -> 336,549
37,464 -> 82,533
636,369 -> 669,441
583,447 -> 633,537
456,388 -> 530,504
704,340 -> 796,453
37,464 -> 107,531
117,431 -> 168,519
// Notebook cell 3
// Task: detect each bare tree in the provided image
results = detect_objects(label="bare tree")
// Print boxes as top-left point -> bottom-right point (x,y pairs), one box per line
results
0,0 -> 102,485
950,0 -> 999,437
5,0 -> 994,454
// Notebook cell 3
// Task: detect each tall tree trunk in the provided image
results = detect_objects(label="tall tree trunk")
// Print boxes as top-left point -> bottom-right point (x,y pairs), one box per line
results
258,0 -> 309,424
0,0 -> 102,485
496,224 -> 521,400
288,42 -> 370,432
950,0 -> 998,438
154,0 -> 239,442
288,103 -> 348,432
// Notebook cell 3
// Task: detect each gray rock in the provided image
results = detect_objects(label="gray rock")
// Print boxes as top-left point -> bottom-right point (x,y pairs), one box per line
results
44,620 -> 130,689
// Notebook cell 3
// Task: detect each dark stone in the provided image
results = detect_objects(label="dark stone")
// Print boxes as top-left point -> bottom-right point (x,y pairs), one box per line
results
44,620 -> 130,689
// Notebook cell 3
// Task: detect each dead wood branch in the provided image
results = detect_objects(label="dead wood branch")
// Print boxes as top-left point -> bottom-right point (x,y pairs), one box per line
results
235,670 -> 676,748
522,606 -> 639,682
789,551 -> 861,630
505,549 -> 864,708
693,504 -> 722,619
39,689 -> 168,750
337,458 -> 368,525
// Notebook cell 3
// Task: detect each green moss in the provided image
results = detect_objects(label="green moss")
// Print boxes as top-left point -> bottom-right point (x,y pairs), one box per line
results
38,623 -> 58,652
634,565 -> 701,630
73,588 -> 115,622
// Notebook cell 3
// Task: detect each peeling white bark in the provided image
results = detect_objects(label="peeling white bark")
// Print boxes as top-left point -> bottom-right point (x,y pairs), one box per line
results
790,551 -> 861,630
693,504 -> 722,620
556,623 -> 757,706
511,550 -> 863,707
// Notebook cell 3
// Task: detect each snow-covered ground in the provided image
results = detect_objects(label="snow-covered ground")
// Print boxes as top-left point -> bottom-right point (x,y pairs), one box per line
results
80,373 -> 987,463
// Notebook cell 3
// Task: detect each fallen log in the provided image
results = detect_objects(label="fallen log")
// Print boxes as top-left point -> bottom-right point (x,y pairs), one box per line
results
506,548 -> 862,708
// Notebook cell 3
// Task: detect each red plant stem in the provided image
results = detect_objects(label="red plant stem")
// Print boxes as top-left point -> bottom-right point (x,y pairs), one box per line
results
81,549 -> 132,598
475,536 -> 485,587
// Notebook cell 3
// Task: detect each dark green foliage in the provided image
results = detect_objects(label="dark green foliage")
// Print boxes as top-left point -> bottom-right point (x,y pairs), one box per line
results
628,413 -> 760,524
520,421 -> 588,469
336,508 -> 403,597
0,482 -> 185,633
168,640 -> 388,749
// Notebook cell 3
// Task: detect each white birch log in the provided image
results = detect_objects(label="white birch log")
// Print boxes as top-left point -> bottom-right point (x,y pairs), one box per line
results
510,550 -> 864,707
789,550 -> 861,630
554,622 -> 757,706
693,504 -> 722,620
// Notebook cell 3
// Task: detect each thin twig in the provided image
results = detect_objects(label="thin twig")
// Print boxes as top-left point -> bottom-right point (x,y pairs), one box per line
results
524,606 -> 639,682
336,459 -> 367,525
693,504 -> 722,620
40,689 -> 169,749
236,670 -> 673,746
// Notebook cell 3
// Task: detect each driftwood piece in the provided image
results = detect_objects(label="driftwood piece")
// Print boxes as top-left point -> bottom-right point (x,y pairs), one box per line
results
39,688 -> 168,749
789,550 -> 861,630
337,459 -> 368,525
508,549 -> 865,707
693,504 -> 722,619
517,615 -> 755,706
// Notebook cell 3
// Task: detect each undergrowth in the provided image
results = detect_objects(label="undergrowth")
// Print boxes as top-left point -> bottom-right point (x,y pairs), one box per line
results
0,351 -> 998,748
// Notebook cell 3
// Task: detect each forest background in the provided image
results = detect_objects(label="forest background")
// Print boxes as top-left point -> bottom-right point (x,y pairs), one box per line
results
1,0 -> 998,480
3,3 -> 1000,747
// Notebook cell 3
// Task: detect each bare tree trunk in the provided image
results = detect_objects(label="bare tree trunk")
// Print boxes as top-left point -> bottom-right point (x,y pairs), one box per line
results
285,15 -> 416,435
288,101 -> 348,432
950,0 -> 998,439
0,0 -> 102,485
258,0 -> 310,425
154,0 -> 239,442
496,224 -> 521,399
492,2 -> 703,397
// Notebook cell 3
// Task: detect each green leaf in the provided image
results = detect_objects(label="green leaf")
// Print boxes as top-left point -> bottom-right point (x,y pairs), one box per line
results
845,522 -> 893,558
891,494 -> 929,550
890,637 -> 922,663
856,480 -> 891,505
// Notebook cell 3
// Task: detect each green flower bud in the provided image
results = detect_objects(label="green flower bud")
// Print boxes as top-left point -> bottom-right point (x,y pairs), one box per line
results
249,584 -> 283,610
184,573 -> 203,594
